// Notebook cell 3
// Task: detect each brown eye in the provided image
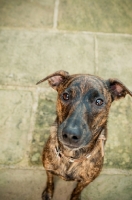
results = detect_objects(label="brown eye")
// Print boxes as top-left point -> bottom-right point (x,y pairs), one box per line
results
63,92 -> 69,101
95,98 -> 104,106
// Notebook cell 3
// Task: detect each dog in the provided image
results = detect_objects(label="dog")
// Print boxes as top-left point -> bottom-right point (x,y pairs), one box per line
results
36,70 -> 132,200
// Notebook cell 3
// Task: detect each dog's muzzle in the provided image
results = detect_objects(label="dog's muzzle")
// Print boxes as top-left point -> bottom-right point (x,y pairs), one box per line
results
62,125 -> 81,147
58,123 -> 91,149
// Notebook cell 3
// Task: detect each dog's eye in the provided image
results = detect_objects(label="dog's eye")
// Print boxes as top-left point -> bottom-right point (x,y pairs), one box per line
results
63,92 -> 69,101
95,98 -> 104,106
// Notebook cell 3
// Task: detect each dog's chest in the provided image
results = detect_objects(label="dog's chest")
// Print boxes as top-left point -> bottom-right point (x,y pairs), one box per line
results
45,155 -> 87,181
43,142 -> 103,182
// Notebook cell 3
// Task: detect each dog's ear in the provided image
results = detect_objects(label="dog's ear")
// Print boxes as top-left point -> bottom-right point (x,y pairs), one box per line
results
107,78 -> 132,101
36,70 -> 70,90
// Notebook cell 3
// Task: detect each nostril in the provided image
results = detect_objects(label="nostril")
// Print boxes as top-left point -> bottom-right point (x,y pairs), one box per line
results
72,136 -> 78,140
63,134 -> 68,139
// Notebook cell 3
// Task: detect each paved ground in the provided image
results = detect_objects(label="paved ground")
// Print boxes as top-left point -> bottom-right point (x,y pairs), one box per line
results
0,0 -> 132,199
0,168 -> 132,200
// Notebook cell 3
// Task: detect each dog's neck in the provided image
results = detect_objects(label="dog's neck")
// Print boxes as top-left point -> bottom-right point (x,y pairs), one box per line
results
50,124 -> 107,161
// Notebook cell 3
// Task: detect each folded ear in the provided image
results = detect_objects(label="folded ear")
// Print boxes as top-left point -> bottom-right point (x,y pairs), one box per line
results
36,70 -> 70,90
107,78 -> 132,101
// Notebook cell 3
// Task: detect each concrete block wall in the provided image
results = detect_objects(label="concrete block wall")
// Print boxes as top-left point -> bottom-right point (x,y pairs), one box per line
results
0,0 -> 132,199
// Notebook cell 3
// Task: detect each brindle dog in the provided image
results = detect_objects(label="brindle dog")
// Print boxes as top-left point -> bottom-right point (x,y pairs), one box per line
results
36,70 -> 132,200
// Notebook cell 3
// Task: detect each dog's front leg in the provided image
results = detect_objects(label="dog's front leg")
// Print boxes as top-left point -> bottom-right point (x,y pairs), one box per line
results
42,171 -> 54,200
70,181 -> 90,200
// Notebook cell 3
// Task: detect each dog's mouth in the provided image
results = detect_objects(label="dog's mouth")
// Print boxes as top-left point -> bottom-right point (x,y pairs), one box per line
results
63,143 -> 79,149
58,134 -> 92,150
58,136 -> 87,150
58,136 -> 80,149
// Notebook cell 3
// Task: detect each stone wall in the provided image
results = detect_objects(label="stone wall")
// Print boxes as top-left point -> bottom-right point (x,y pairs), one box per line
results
0,0 -> 132,199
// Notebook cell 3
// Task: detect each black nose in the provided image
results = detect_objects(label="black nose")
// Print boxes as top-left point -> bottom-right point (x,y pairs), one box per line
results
62,126 -> 81,145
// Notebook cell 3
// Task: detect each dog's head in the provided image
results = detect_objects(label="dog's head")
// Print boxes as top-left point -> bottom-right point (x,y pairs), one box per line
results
37,70 -> 132,149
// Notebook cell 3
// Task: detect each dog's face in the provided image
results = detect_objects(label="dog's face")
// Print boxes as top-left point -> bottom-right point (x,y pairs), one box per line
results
56,75 -> 112,149
37,70 -> 132,149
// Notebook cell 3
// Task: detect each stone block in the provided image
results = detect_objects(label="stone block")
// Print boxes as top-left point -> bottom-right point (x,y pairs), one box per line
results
104,96 -> 132,169
0,169 -> 47,200
97,34 -> 132,88
82,173 -> 132,200
59,0 -> 132,34
0,30 -> 95,87
0,0 -> 54,28
0,90 -> 33,164
30,90 -> 57,165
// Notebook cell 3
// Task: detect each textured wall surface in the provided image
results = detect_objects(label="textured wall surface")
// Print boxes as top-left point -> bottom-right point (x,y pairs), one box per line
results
0,0 -> 132,199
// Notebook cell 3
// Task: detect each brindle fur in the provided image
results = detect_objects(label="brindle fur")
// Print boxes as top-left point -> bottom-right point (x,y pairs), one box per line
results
36,70 -> 132,200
